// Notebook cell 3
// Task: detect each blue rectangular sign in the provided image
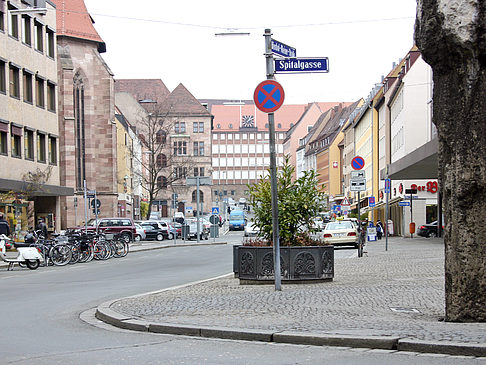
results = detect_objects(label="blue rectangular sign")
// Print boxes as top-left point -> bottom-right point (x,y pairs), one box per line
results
369,196 -> 375,208
384,178 -> 391,193
271,39 -> 296,58
398,201 -> 410,206
274,58 -> 329,74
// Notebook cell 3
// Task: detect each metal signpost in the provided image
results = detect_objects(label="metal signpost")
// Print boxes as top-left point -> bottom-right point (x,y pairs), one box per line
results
350,156 -> 365,225
271,39 -> 296,58
405,188 -> 418,238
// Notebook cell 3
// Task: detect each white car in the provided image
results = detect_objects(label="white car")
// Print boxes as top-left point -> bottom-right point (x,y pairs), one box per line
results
322,221 -> 358,247
134,223 -> 146,242
244,222 -> 260,237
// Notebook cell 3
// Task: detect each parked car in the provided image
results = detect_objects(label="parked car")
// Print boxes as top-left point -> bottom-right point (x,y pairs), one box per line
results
72,218 -> 136,243
322,220 -> 358,247
185,218 -> 209,240
244,222 -> 260,237
417,221 -> 442,238
137,221 -> 169,241
167,222 -> 182,239
134,223 -> 146,242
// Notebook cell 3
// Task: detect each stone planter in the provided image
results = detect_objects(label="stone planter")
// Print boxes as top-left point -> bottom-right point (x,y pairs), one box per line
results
235,245 -> 334,283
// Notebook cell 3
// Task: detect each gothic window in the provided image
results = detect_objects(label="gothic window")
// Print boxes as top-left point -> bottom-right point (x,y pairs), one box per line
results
73,71 -> 86,190
157,176 -> 168,189
192,190 -> 204,203
156,130 -> 166,143
156,153 -> 167,168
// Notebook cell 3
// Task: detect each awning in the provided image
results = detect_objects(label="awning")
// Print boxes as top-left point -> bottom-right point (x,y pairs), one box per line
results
0,178 -> 74,197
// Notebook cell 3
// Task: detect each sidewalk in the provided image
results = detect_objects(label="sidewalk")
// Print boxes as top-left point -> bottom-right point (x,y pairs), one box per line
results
97,236 -> 486,357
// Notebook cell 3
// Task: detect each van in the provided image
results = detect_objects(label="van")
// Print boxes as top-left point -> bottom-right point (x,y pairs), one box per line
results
229,210 -> 246,231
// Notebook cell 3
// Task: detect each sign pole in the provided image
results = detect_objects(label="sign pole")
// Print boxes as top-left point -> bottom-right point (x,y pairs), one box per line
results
196,176 -> 200,243
94,190 -> 99,235
83,180 -> 88,234
385,168 -> 389,251
265,28 -> 281,291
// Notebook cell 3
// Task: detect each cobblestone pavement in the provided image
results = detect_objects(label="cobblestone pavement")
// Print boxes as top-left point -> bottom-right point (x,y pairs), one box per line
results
111,237 -> 486,344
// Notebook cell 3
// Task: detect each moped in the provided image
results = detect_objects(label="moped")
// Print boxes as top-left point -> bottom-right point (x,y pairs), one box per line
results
0,234 -> 43,270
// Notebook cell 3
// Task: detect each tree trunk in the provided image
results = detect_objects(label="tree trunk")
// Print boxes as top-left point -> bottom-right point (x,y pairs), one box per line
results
415,0 -> 486,321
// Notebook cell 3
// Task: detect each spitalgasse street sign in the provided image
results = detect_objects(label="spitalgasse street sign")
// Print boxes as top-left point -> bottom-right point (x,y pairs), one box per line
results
253,80 -> 285,113
274,57 -> 329,74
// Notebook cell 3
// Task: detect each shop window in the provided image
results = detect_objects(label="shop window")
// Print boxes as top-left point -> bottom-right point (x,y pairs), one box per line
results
35,76 -> 44,108
9,65 -> 20,98
47,81 -> 55,111
11,125 -> 22,158
24,129 -> 34,160
37,132 -> 46,162
23,71 -> 33,103
48,136 -> 57,165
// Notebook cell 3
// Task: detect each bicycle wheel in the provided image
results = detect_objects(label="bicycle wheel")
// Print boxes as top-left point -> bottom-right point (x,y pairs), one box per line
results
78,243 -> 94,263
93,241 -> 109,260
112,239 -> 128,258
69,244 -> 80,264
50,244 -> 72,266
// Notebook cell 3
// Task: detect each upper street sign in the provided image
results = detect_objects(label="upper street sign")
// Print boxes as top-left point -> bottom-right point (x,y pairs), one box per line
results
186,176 -> 212,186
274,57 -> 329,74
271,39 -> 296,58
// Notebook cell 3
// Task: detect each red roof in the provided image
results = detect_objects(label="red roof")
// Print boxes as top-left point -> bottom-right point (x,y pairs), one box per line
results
53,0 -> 105,50
115,79 -> 171,103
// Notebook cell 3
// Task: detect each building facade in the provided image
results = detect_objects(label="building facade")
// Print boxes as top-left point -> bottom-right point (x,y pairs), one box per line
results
0,0 -> 71,238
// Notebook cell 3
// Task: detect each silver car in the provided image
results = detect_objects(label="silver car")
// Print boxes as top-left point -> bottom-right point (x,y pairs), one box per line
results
134,223 -> 146,242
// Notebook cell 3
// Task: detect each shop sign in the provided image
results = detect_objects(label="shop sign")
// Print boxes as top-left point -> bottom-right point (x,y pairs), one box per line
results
410,181 -> 438,193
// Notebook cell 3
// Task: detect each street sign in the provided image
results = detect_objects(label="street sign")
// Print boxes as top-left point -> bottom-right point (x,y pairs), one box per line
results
405,188 -> 418,195
350,178 -> 366,191
253,80 -> 285,113
271,39 -> 296,58
186,176 -> 212,186
369,196 -> 375,207
211,207 -> 219,215
398,201 -> 410,206
350,170 -> 365,179
341,196 -> 350,206
351,156 -> 365,170
274,57 -> 329,74
385,178 -> 391,193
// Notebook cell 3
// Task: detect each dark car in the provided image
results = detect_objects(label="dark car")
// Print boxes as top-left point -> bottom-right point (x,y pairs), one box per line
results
71,218 -> 136,243
137,221 -> 169,241
417,221 -> 443,238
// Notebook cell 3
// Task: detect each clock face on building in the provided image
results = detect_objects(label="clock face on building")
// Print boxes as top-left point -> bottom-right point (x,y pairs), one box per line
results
241,115 -> 255,128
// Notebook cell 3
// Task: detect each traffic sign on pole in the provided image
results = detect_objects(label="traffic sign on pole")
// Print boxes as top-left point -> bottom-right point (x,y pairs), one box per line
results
274,57 -> 329,74
212,207 -> 219,215
385,178 -> 391,193
271,39 -> 296,58
351,156 -> 365,170
253,80 -> 285,113
369,196 -> 375,207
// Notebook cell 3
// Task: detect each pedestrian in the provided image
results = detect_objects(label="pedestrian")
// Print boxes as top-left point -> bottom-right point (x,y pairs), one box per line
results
0,213 -> 10,237
227,206 -> 231,215
376,220 -> 384,240
36,218 -> 48,239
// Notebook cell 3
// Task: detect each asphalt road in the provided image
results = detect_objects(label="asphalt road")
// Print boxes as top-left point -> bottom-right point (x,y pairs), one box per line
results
0,233 -> 483,364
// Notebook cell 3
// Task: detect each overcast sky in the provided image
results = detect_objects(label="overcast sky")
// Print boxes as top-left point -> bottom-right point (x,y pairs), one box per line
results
83,0 -> 417,104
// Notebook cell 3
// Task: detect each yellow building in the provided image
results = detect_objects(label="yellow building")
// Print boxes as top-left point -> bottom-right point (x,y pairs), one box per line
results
115,112 -> 134,218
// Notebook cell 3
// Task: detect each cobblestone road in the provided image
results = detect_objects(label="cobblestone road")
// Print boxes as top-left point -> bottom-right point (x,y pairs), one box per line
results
111,237 -> 486,344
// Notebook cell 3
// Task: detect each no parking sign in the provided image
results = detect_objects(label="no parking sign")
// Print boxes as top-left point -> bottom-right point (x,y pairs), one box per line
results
253,80 -> 285,113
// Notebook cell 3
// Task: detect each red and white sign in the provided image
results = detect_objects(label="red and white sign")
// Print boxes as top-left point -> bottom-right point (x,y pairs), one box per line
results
332,161 -> 338,168
341,197 -> 350,206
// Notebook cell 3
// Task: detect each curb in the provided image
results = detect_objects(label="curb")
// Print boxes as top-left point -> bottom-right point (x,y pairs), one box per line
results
95,301 -> 486,357
129,241 -> 227,253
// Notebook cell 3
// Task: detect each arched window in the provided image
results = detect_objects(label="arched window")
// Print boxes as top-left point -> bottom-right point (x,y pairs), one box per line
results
156,153 -> 167,168
192,190 -> 204,202
156,130 -> 166,144
157,176 -> 167,189
277,123 -> 282,128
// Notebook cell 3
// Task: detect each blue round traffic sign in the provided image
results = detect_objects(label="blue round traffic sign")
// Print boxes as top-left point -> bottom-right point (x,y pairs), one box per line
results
253,80 -> 285,113
351,156 -> 365,170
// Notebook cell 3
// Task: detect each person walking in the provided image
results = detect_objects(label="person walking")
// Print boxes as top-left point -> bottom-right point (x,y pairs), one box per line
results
36,218 -> 49,239
376,220 -> 384,240
0,213 -> 10,237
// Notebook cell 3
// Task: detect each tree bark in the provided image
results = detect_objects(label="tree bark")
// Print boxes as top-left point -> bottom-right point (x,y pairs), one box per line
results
415,0 -> 486,321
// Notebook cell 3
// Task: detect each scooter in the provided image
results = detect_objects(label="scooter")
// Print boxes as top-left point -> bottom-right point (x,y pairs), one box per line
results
0,234 -> 43,270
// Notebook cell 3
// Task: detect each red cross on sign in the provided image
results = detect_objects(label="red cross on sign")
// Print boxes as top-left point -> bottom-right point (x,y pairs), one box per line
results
253,80 -> 285,113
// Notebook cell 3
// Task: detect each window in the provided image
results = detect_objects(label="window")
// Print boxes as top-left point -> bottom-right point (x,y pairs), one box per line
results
175,122 -> 185,133
0,10 -> 5,32
0,122 -> 8,155
24,129 -> 34,160
35,76 -> 44,107
173,141 -> 187,156
229,124 -> 233,129
157,176 -> 167,189
192,190 -> 204,203
198,122 -> 204,133
277,123 -> 281,128
156,130 -> 166,143
47,82 -> 55,111
46,27 -> 55,58
156,153 -> 167,168
22,15 -> 31,45
37,132 -> 46,162
34,21 -> 43,52
48,136 -> 57,164
9,65 -> 20,98
193,122 -> 198,133
174,167 -> 187,179
193,167 -> 204,176
8,6 -> 18,39
11,125 -> 22,158
0,61 -> 6,93
193,141 -> 204,156
23,71 -> 33,103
